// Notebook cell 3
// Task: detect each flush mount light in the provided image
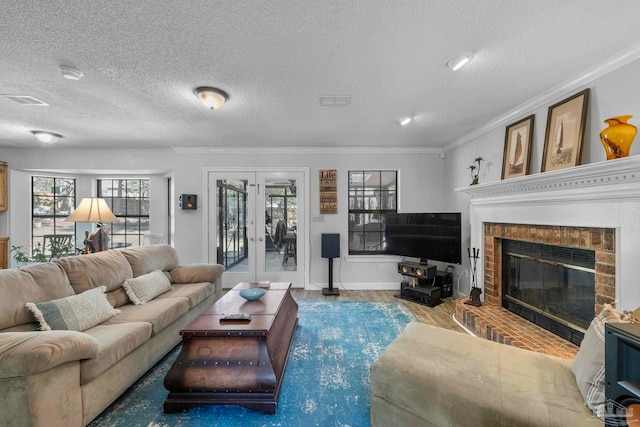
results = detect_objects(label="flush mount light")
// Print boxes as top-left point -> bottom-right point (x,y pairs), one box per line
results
31,130 -> 62,144
447,51 -> 474,71
59,65 -> 84,80
399,117 -> 412,126
195,87 -> 228,110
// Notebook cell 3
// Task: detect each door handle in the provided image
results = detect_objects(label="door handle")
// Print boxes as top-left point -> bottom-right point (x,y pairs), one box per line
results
258,237 -> 264,242
250,237 -> 255,242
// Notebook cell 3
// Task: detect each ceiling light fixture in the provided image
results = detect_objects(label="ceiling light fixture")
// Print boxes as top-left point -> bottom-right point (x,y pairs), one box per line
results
31,130 -> 62,144
399,117 -> 412,126
195,87 -> 228,110
59,65 -> 84,80
447,51 -> 474,71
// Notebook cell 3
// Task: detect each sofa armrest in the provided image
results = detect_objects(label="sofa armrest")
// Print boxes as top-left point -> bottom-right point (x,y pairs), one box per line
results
170,264 -> 224,300
0,331 -> 99,378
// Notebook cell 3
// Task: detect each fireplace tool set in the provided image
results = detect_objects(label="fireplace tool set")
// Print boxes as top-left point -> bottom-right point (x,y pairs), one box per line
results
465,247 -> 482,307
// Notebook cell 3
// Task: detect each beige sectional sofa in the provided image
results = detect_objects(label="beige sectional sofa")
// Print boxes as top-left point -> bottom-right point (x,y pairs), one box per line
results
370,322 -> 603,427
0,245 -> 223,427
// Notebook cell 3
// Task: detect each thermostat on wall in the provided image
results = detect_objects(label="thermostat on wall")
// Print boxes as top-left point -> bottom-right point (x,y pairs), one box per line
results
179,194 -> 197,210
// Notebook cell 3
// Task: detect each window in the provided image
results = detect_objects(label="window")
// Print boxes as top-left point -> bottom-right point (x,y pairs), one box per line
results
348,170 -> 397,255
98,179 -> 149,247
32,176 -> 76,255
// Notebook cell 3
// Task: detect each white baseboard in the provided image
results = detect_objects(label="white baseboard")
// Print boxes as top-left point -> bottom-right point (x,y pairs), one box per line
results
305,282 -> 400,291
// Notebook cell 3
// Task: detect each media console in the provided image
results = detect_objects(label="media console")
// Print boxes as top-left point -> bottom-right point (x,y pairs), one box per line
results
395,262 -> 453,307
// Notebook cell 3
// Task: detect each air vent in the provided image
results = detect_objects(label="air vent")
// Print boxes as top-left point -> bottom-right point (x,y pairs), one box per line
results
319,95 -> 351,107
2,95 -> 49,106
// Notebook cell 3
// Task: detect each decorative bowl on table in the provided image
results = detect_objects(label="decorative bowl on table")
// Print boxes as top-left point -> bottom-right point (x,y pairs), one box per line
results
239,288 -> 267,301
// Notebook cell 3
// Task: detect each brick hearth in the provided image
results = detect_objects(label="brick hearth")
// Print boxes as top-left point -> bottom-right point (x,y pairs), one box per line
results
455,298 -> 578,359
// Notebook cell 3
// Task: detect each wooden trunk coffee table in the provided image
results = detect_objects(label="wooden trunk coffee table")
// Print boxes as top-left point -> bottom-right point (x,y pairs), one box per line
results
163,282 -> 298,414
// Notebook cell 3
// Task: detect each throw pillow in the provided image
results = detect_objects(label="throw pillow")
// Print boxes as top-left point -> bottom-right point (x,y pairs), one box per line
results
122,270 -> 172,305
572,303 -> 624,419
25,286 -> 120,332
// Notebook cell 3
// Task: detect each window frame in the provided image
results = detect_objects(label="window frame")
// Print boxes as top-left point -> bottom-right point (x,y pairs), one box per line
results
348,170 -> 397,255
31,176 -> 76,256
97,178 -> 150,248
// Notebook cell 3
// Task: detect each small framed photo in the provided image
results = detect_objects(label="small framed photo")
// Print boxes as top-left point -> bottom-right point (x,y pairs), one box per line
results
541,89 -> 590,172
502,115 -> 534,180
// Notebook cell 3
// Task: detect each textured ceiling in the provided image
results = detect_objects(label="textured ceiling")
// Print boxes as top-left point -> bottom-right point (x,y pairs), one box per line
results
1,1 -> 640,150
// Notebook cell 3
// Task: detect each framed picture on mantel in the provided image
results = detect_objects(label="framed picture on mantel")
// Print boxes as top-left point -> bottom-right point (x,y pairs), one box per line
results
502,115 -> 534,180
541,88 -> 590,172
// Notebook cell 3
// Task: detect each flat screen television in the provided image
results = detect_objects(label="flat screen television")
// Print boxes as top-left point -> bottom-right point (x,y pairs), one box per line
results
384,212 -> 462,265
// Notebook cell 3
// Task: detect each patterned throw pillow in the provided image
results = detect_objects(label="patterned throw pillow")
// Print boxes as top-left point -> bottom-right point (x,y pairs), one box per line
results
572,304 -> 624,419
122,270 -> 172,305
26,286 -> 120,332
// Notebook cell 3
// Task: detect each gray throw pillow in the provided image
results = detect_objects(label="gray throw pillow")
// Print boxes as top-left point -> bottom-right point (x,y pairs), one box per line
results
26,286 -> 120,332
572,303 -> 623,419
122,270 -> 172,305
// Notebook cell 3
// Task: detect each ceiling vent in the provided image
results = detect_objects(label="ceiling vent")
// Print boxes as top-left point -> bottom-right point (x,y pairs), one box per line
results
2,95 -> 49,106
319,95 -> 351,107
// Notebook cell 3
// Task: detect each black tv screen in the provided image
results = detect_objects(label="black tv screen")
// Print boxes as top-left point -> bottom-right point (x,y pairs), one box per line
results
384,212 -> 462,264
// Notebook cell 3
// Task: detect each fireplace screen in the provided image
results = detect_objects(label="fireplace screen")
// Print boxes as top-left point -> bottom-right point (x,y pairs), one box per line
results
502,240 -> 595,332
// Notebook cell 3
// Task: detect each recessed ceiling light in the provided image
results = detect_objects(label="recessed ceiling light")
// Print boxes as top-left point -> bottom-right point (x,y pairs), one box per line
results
399,117 -> 412,126
447,51 -> 474,71
31,131 -> 62,144
59,65 -> 84,80
195,87 -> 228,110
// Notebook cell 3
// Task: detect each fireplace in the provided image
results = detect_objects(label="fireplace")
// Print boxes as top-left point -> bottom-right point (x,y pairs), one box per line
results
501,239 -> 595,345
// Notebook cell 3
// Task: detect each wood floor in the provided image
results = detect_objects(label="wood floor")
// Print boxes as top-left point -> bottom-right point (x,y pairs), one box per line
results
290,289 -> 462,332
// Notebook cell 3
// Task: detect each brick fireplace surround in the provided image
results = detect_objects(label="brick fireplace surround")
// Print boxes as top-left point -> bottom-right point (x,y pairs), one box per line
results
454,156 -> 640,359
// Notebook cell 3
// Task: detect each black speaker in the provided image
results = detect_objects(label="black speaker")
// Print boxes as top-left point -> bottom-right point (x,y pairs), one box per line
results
397,261 -> 436,279
179,194 -> 197,210
321,233 -> 340,259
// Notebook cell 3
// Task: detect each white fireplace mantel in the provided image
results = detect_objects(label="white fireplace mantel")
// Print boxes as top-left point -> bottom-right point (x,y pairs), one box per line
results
454,156 -> 640,311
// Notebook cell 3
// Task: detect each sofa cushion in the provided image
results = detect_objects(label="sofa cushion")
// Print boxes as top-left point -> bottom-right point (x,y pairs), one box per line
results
55,250 -> 133,294
0,263 -> 75,330
156,282 -> 214,308
0,331 -> 99,378
370,323 -> 595,427
122,270 -> 172,305
572,304 -> 623,419
105,287 -> 130,308
170,264 -> 224,285
120,245 -> 180,277
26,286 -> 120,332
102,297 -> 189,336
79,322 -> 153,384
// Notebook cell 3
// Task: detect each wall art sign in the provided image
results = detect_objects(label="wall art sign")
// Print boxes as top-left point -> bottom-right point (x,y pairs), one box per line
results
319,169 -> 337,214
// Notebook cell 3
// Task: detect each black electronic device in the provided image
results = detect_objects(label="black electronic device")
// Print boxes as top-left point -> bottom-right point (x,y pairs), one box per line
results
321,233 -> 340,296
435,271 -> 453,298
605,322 -> 640,425
321,233 -> 340,259
384,212 -> 462,265
396,283 -> 441,307
179,194 -> 197,210
397,261 -> 437,279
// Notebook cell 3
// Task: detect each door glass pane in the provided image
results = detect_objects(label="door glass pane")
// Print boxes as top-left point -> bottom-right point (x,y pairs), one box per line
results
217,179 -> 248,272
265,178 -> 297,272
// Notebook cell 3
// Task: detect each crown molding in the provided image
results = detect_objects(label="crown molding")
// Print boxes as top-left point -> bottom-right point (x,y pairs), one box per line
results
172,146 -> 443,155
443,41 -> 640,152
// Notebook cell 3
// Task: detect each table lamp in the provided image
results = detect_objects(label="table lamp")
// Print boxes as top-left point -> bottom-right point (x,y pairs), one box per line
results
66,197 -> 117,253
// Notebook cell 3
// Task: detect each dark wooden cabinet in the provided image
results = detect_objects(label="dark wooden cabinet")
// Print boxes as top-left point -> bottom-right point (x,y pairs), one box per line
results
605,322 -> 640,426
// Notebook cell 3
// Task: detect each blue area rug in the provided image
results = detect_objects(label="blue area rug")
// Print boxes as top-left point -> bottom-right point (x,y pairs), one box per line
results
88,301 -> 416,427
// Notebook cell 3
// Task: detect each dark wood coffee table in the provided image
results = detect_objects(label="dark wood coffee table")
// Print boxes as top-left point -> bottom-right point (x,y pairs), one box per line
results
163,282 -> 298,414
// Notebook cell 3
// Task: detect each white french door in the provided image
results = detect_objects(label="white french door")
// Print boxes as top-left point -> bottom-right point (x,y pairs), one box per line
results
207,169 -> 306,289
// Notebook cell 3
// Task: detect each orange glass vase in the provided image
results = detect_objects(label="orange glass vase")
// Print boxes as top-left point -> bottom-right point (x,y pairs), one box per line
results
600,115 -> 637,160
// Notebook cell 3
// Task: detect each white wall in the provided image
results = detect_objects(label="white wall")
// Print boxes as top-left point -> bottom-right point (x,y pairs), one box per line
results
1,147 -> 446,289
443,56 -> 640,297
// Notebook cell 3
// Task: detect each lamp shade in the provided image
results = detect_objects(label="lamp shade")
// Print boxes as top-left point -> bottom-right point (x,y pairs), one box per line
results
66,197 -> 117,223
